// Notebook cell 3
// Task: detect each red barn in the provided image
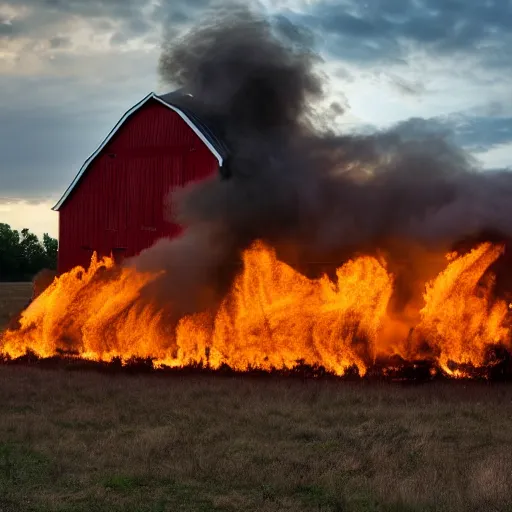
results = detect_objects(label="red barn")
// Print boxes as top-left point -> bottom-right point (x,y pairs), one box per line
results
52,92 -> 228,274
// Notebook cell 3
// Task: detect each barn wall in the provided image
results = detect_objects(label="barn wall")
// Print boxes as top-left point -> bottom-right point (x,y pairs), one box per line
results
58,100 -> 219,274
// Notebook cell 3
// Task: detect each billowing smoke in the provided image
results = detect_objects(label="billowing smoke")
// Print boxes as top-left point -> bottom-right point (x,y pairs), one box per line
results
134,8 -> 512,321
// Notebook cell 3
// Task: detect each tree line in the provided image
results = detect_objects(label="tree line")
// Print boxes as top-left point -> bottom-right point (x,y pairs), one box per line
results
0,223 -> 58,281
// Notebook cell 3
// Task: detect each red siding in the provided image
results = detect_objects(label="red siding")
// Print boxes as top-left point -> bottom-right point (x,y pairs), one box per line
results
58,100 -> 219,274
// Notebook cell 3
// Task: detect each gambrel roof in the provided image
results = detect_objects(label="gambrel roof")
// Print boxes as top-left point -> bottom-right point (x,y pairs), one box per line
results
53,91 -> 228,211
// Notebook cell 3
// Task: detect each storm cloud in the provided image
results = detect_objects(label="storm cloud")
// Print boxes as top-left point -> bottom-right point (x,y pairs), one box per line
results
292,0 -> 512,66
1,0 -> 512,205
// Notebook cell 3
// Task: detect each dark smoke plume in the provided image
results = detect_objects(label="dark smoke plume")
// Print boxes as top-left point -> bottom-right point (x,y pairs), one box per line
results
134,7 -> 512,321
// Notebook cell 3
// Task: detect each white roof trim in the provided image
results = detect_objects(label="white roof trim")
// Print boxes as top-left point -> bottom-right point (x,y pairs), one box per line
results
151,95 -> 224,165
52,92 -> 224,211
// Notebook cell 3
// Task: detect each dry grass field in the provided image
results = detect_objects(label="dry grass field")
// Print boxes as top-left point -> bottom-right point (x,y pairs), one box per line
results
1,285 -> 512,511
0,369 -> 512,512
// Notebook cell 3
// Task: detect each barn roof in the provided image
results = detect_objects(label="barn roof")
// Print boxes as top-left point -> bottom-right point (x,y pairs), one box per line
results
52,91 -> 229,211
157,90 -> 229,160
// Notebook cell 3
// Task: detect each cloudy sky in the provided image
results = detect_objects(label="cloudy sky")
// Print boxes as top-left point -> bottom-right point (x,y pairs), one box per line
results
1,0 -> 511,238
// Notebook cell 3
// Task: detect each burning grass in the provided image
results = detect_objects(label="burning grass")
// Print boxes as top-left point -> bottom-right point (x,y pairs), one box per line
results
0,366 -> 511,511
3,242 -> 512,380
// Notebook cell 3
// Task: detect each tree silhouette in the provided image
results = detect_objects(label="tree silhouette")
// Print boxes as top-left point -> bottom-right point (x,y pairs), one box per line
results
0,223 -> 58,281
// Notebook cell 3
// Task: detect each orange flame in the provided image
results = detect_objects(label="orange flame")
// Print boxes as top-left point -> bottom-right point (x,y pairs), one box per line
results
415,243 -> 509,375
1,241 -> 511,377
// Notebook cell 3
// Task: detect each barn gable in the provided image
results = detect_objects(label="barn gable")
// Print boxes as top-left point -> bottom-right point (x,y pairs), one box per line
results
53,92 -> 227,211
54,91 -> 228,274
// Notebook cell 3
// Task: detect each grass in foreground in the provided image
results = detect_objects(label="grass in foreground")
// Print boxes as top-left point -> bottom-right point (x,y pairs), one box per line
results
0,367 -> 511,511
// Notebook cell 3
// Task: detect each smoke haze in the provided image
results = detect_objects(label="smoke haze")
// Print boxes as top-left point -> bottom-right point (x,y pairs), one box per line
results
134,7 -> 512,320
